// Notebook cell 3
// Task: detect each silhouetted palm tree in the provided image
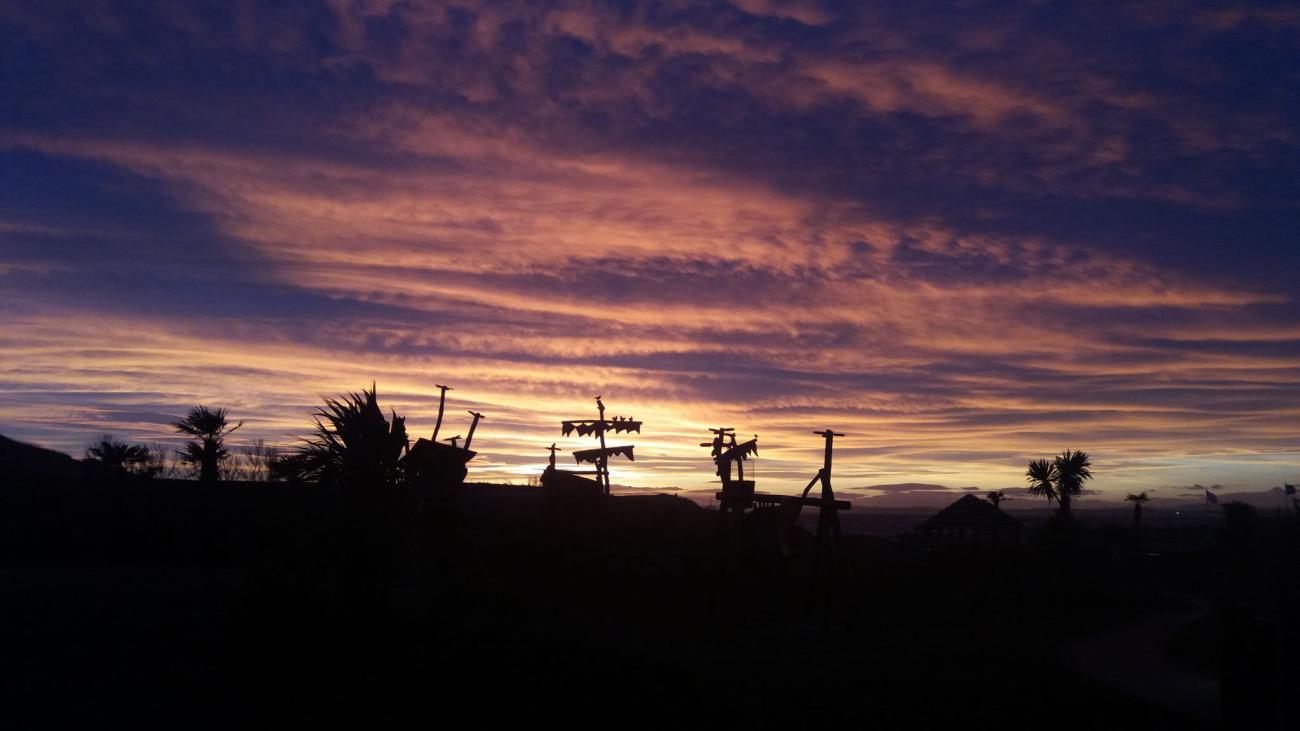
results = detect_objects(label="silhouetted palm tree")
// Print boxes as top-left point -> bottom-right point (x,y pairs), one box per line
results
1126,491 -> 1149,530
174,406 -> 241,482
987,490 -> 1006,510
1053,449 -> 1092,516
86,435 -> 152,475
281,384 -> 407,490
1025,450 -> 1093,516
1025,457 -> 1058,507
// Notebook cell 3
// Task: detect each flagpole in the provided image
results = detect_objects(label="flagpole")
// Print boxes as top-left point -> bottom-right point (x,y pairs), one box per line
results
1204,488 -> 1217,535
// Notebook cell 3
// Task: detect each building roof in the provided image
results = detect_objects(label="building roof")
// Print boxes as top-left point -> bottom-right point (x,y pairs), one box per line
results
920,494 -> 1023,532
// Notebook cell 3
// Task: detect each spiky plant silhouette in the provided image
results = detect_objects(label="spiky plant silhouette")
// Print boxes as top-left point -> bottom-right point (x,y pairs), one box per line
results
1025,458 -> 1058,506
282,385 -> 408,491
174,406 -> 241,482
1126,491 -> 1149,530
1025,450 -> 1093,516
85,435 -> 153,475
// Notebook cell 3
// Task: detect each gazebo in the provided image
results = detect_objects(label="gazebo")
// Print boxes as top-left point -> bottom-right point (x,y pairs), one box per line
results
918,494 -> 1023,547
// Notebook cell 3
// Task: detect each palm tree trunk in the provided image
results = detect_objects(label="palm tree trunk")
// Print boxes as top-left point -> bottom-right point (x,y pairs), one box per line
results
200,456 -> 218,482
199,437 -> 219,482
1059,492 -> 1072,516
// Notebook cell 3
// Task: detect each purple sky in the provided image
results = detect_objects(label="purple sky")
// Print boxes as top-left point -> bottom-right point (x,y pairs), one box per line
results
1,1 -> 1298,503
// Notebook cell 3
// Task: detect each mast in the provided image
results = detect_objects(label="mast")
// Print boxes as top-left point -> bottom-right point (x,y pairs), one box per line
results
432,384 -> 453,441
557,396 -> 641,498
596,396 -> 609,495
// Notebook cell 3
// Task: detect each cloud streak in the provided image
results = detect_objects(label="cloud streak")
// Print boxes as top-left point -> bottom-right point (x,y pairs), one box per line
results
1,1 -> 1298,499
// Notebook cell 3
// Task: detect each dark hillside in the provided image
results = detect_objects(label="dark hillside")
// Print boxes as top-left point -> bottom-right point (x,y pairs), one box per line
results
2,438 -> 1292,728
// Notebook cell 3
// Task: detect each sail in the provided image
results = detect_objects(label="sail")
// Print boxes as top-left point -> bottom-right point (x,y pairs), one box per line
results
719,438 -> 758,463
573,445 -> 635,464
562,418 -> 642,437
608,416 -> 642,434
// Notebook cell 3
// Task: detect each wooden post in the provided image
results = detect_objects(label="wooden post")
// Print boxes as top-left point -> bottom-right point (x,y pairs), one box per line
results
814,430 -> 845,553
595,396 -> 609,496
706,427 -> 740,518
464,410 -> 485,450
554,397 -> 639,502
731,432 -> 744,482
432,384 -> 453,441
811,429 -> 845,620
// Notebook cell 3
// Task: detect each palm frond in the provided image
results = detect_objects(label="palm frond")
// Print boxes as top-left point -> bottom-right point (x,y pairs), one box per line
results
85,434 -> 152,472
172,405 -> 240,481
1025,458 -> 1058,503
286,384 -> 408,488
174,405 -> 236,438
1053,449 -> 1093,498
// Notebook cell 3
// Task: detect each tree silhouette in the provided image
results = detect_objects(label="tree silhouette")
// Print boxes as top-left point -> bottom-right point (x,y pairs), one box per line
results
279,385 -> 407,490
85,434 -> 152,475
1125,491 -> 1149,531
987,490 -> 1006,510
238,439 -> 280,482
173,406 -> 241,482
1053,450 -> 1092,515
145,441 -> 175,478
1025,450 -> 1093,516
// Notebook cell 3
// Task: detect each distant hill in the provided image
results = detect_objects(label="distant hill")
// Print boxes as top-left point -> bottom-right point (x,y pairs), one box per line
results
0,432 -> 90,483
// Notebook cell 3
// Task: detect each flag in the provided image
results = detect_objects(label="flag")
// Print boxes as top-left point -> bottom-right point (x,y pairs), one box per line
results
1205,489 -> 1218,504
1286,483 -> 1296,496
573,445 -> 635,465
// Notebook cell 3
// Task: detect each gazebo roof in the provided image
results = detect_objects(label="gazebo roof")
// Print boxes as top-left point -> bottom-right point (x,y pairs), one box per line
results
921,494 -> 1023,532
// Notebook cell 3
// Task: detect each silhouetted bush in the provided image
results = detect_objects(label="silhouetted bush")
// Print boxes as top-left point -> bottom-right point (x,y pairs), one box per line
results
85,434 -> 155,477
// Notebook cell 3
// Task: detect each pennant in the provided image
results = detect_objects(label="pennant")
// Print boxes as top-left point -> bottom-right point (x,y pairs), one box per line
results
560,418 -> 640,437
609,416 -> 642,434
719,438 -> 759,463
562,420 -> 602,437
573,445 -> 635,465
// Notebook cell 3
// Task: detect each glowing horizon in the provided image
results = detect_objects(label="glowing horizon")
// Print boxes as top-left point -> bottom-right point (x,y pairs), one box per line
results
2,2 -> 1298,505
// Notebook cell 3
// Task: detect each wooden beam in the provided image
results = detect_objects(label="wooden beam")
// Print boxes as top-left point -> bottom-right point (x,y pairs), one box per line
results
715,492 -> 850,510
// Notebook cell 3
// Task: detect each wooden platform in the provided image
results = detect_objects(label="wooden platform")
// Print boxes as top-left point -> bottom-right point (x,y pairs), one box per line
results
716,491 -> 850,511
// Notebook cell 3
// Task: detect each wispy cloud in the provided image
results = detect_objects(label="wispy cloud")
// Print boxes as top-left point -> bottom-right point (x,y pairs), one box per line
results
1,1 -> 1297,499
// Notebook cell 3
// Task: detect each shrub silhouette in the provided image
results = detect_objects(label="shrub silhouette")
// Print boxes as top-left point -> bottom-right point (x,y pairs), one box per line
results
85,434 -> 153,476
278,384 -> 408,491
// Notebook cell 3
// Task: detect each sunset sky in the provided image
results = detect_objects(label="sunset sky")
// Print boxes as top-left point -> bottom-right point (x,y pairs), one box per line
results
2,2 -> 1298,505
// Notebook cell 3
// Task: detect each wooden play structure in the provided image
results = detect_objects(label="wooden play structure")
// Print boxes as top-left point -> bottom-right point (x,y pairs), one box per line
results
404,384 -> 481,489
704,427 -> 759,515
541,396 -> 641,498
707,428 -> 850,564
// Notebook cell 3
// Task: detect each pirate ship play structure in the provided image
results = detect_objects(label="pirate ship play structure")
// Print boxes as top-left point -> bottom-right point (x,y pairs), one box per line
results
706,427 -> 850,565
403,384 -> 483,490
540,396 -> 641,498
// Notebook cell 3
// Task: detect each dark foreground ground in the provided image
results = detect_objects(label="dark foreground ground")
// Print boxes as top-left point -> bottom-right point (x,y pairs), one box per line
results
2,460 -> 1296,728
